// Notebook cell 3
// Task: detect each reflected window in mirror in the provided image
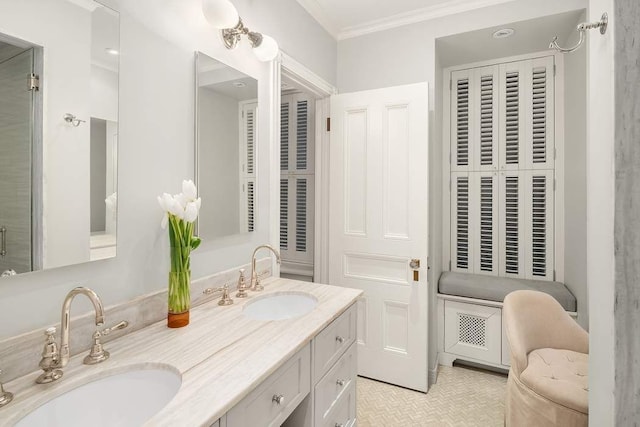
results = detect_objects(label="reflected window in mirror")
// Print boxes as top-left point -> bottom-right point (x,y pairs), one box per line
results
196,52 -> 258,241
0,0 -> 119,276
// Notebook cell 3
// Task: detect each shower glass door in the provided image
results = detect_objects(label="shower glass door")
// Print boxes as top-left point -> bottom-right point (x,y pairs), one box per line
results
0,46 -> 35,274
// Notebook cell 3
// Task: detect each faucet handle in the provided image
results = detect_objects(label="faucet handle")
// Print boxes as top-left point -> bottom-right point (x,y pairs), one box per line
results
83,320 -> 128,366
236,269 -> 249,298
36,327 -> 63,384
0,369 -> 13,408
101,320 -> 129,336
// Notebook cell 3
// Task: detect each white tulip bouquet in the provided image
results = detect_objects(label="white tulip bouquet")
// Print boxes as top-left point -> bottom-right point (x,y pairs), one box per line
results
158,180 -> 202,327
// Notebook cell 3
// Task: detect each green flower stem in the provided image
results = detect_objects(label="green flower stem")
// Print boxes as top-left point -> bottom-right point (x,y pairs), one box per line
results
167,214 -> 201,314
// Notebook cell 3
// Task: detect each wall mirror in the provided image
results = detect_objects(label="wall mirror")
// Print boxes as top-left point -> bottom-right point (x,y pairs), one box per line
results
195,52 -> 258,241
0,0 -> 119,276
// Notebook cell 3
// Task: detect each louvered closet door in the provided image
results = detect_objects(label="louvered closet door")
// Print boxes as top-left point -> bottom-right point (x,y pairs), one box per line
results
498,172 -> 525,278
451,172 -> 473,273
499,57 -> 555,170
526,57 -> 554,170
524,171 -> 554,280
472,172 -> 499,275
451,70 -> 472,172
280,93 -> 315,265
451,67 -> 499,172
452,55 -> 556,281
240,102 -> 257,233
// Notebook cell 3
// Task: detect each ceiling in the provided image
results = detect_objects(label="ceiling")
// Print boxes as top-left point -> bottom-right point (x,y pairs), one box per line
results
295,0 -> 518,39
437,9 -> 585,67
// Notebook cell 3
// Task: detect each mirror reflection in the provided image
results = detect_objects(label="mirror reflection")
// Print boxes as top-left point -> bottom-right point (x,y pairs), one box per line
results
0,0 -> 119,276
196,52 -> 257,240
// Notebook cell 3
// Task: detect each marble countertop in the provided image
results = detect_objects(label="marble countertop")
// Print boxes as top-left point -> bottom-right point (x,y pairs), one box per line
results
1,278 -> 362,426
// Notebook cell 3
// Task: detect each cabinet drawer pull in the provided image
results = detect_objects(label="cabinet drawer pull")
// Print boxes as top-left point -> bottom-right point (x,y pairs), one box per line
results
335,336 -> 344,344
336,378 -> 346,387
272,394 -> 285,405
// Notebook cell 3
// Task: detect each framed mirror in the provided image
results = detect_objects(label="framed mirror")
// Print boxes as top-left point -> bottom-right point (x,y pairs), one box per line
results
0,0 -> 119,276
195,52 -> 258,241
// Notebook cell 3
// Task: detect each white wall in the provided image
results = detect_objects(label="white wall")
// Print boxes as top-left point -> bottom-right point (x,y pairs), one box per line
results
198,88 -> 240,239
563,11 -> 588,329
0,0 -> 335,339
586,0 -> 615,424
337,0 -> 587,380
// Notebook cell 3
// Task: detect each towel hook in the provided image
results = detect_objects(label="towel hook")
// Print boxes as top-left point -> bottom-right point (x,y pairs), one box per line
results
549,12 -> 608,54
63,113 -> 86,127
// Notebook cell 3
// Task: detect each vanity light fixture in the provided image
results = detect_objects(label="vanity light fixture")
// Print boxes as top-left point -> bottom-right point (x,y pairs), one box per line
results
202,0 -> 279,62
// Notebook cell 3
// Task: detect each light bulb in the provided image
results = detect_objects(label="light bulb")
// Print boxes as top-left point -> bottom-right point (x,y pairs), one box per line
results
202,0 -> 239,29
252,34 -> 279,62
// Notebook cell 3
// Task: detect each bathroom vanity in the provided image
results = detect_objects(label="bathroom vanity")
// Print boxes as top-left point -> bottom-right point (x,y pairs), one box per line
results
0,278 -> 361,427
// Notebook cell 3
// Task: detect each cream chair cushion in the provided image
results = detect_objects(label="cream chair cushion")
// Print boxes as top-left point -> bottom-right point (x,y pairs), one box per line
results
520,348 -> 588,413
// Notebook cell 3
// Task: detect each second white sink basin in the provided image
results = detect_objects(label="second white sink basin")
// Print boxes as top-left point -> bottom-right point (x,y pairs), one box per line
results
243,292 -> 318,321
16,367 -> 181,427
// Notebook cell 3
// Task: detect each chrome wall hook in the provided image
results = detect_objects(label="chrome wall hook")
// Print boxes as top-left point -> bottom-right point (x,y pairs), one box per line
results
63,113 -> 86,127
549,12 -> 608,54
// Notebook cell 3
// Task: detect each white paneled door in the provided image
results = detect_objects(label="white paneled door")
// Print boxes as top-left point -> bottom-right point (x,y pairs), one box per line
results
329,83 -> 429,392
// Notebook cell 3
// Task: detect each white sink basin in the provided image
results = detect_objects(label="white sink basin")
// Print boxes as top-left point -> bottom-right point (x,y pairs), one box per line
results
16,368 -> 181,427
243,292 -> 318,321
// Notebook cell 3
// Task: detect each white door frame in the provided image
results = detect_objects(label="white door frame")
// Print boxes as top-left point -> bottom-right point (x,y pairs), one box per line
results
273,52 -> 337,282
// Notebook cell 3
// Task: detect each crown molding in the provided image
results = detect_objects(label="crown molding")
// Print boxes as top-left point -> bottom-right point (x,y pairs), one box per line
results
295,0 -> 340,38
337,0 -> 518,40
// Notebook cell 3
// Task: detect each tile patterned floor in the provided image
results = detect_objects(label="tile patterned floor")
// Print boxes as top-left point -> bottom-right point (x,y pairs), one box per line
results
357,365 -> 507,426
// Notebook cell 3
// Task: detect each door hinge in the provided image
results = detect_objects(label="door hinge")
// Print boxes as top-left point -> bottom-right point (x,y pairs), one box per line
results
28,73 -> 39,91
326,117 -> 331,132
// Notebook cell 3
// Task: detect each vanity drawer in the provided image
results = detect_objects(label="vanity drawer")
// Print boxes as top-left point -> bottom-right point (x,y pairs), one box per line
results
315,342 -> 356,425
314,304 -> 356,380
323,384 -> 356,427
226,344 -> 311,427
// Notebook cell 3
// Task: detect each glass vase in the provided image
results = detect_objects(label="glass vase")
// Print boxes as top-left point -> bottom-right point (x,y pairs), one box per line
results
167,268 -> 191,328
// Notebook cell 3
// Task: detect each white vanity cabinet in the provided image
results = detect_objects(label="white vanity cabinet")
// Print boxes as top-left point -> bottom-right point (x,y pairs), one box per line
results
225,303 -> 357,427
226,344 -> 311,427
312,305 -> 357,427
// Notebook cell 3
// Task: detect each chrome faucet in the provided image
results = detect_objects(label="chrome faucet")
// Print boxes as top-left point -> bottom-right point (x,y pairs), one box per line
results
36,287 -> 107,384
250,244 -> 281,291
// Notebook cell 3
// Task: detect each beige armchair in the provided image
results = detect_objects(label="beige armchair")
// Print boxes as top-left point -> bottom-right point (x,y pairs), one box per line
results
503,290 -> 588,426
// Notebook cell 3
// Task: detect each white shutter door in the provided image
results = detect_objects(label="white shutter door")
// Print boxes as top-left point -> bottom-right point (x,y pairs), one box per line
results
451,70 -> 473,172
499,62 -> 526,171
240,102 -> 257,233
474,66 -> 499,172
524,171 -> 554,280
472,172 -> 499,275
499,171 -> 525,278
451,172 -> 473,273
280,94 -> 314,265
526,57 -> 555,170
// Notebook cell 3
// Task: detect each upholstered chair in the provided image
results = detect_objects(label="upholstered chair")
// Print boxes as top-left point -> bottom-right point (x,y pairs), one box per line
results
503,290 -> 588,426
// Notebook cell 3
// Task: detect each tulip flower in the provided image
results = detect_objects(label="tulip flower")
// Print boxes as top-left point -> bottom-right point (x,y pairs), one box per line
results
158,180 -> 203,324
